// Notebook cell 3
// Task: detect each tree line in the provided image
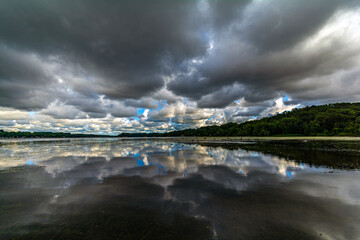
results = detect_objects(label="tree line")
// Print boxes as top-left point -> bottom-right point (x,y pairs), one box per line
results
119,102 -> 360,137
0,130 -> 110,138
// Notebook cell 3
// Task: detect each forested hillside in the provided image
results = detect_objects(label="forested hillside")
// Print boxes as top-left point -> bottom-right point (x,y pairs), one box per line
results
119,102 -> 360,137
0,130 -> 109,138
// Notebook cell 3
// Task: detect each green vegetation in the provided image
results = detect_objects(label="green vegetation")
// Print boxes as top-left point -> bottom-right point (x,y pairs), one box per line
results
119,102 -> 360,137
0,131 -> 111,138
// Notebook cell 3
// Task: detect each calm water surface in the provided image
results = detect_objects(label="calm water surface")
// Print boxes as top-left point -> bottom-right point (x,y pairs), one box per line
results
0,138 -> 360,239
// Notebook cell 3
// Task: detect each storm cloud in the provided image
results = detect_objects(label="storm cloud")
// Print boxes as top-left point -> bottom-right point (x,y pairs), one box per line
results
0,0 -> 359,134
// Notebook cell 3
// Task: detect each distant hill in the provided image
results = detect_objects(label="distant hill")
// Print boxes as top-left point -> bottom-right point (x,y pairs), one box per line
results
119,102 -> 360,137
0,131 -> 111,139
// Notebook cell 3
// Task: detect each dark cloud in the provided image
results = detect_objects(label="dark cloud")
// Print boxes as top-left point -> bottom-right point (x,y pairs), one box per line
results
0,46 -> 57,110
238,0 -> 355,51
168,0 -> 360,107
0,0 -> 206,106
124,98 -> 158,110
0,0 -> 359,132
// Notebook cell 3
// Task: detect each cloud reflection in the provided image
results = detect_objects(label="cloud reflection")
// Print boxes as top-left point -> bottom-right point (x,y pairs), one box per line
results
0,139 -> 305,181
1,139 -> 360,239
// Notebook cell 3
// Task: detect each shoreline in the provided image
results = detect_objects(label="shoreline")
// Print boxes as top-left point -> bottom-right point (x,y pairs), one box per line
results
1,136 -> 360,143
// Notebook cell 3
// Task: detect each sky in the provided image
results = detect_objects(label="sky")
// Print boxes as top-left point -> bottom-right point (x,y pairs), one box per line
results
0,0 -> 360,135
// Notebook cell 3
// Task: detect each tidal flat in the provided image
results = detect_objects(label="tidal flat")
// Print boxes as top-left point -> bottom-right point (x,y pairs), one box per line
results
1,138 -> 360,240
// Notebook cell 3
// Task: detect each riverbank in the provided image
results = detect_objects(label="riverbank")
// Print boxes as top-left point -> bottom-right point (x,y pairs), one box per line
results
1,136 -> 360,143
130,136 -> 360,143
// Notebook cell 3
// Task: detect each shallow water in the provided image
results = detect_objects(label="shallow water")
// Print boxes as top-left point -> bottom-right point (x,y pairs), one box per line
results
0,138 -> 360,239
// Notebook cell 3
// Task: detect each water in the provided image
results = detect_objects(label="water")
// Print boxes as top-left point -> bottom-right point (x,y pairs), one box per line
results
0,138 -> 360,239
